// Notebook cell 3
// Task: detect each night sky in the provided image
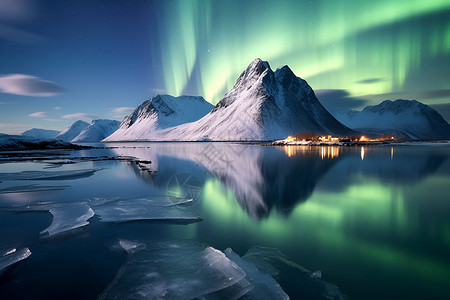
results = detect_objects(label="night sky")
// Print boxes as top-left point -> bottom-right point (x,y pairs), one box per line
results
1,0 -> 450,134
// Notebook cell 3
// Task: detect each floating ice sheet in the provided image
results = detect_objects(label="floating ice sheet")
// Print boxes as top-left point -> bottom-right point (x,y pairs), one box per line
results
91,196 -> 200,223
0,184 -> 68,194
223,248 -> 289,300
200,276 -> 253,300
0,247 -> 31,276
99,242 -> 246,300
0,168 -> 102,181
117,239 -> 146,254
8,202 -> 94,238
242,247 -> 349,300
42,203 -> 94,237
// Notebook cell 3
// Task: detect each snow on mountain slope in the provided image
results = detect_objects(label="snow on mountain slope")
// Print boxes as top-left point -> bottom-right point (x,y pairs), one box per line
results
21,128 -> 59,139
71,119 -> 121,143
104,95 -> 214,141
176,59 -> 353,141
336,100 -> 450,140
105,59 -> 353,141
55,120 -> 89,142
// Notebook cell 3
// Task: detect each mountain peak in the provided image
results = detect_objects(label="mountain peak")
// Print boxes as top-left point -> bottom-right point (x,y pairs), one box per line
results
248,58 -> 271,72
105,59 -> 354,141
208,58 -> 352,138
238,58 -> 271,82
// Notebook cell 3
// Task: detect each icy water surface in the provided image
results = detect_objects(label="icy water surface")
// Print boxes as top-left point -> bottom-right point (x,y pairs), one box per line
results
0,142 -> 449,299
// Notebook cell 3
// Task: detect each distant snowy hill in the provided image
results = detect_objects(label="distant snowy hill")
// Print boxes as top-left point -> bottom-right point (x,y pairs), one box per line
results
105,59 -> 353,141
55,120 -> 89,142
104,95 -> 214,141
336,99 -> 450,140
21,128 -> 59,139
0,134 -> 85,150
72,119 -> 121,142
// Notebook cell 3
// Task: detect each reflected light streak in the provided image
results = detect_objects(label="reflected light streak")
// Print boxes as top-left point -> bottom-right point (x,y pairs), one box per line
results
320,146 -> 340,160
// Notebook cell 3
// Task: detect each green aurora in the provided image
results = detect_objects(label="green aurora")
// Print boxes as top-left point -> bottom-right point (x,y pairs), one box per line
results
151,0 -> 450,111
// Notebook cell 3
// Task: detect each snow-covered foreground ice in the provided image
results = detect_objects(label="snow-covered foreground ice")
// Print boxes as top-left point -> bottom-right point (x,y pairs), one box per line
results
0,247 -> 31,276
90,196 -> 201,223
99,241 -> 246,300
43,203 -> 94,237
4,196 -> 200,238
100,239 -> 349,299
9,202 -> 94,238
224,248 -> 289,299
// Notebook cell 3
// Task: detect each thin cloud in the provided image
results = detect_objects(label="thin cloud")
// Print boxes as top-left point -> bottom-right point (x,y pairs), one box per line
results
53,106 -> 62,110
0,122 -> 32,135
0,0 -> 36,21
28,111 -> 47,118
150,88 -> 167,95
315,89 -> 369,114
0,0 -> 44,44
44,118 -> 61,122
355,78 -> 386,84
417,89 -> 450,99
0,74 -> 64,96
62,113 -> 97,121
0,24 -> 45,44
112,107 -> 135,114
355,89 -> 450,103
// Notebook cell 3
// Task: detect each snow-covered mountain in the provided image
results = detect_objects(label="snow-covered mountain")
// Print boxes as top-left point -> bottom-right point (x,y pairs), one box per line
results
21,128 -> 59,139
71,119 -> 121,142
105,59 -> 353,141
55,120 -> 89,142
336,100 -> 450,140
104,95 -> 214,141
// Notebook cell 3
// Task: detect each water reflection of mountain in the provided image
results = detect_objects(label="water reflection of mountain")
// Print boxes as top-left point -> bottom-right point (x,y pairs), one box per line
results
109,143 -> 339,219
109,143 -> 447,220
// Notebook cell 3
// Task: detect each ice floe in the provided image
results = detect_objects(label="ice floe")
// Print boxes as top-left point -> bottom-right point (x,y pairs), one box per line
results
90,196 -> 200,224
99,242 -> 246,299
242,247 -> 349,300
8,202 -> 95,238
2,195 -> 200,239
223,248 -> 289,299
0,247 -> 31,276
0,184 -> 69,194
42,203 -> 94,237
0,168 -> 102,181
116,239 -> 146,254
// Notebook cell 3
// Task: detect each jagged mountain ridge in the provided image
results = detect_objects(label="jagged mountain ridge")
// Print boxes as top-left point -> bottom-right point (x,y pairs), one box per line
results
336,99 -> 450,139
104,59 -> 353,141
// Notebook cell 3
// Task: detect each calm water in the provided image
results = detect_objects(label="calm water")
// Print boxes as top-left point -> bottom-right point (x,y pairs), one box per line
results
0,143 -> 449,299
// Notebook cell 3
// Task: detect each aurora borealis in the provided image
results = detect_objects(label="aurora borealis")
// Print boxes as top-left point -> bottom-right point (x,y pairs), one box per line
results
0,0 -> 450,132
155,0 -> 450,104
